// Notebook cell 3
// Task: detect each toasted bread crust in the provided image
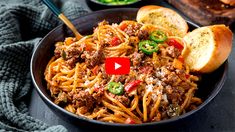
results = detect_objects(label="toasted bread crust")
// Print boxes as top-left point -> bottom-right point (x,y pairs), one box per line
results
184,25 -> 232,73
137,5 -> 188,37
220,0 -> 235,6
136,5 -> 162,22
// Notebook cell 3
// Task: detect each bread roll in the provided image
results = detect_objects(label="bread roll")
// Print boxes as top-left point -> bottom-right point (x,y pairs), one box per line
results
137,5 -> 188,37
220,0 -> 235,6
183,25 -> 233,73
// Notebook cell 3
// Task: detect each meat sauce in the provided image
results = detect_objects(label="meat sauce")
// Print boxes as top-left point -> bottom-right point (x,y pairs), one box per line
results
49,20 -> 201,122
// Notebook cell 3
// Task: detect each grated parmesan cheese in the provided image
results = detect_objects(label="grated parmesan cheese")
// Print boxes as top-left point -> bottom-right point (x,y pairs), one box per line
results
156,79 -> 162,86
94,83 -> 99,88
84,80 -> 89,85
146,77 -> 154,84
146,84 -> 154,92
85,88 -> 90,92
152,94 -> 158,101
162,94 -> 168,102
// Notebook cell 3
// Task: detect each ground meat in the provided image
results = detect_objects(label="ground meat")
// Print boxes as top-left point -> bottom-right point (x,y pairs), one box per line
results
54,42 -> 84,67
129,36 -> 140,47
115,94 -> 130,107
175,69 -> 185,74
131,51 -> 144,67
54,92 -> 68,104
155,67 -> 169,79
66,57 -> 77,67
180,82 -> 191,90
86,49 -> 104,68
164,86 -> 185,104
99,67 -> 109,85
159,46 -> 168,57
166,46 -> 181,58
124,75 -> 135,84
139,66 -> 153,74
114,75 -> 126,83
137,30 -> 149,40
54,49 -> 61,58
73,91 -> 94,110
92,90 -> 104,105
165,64 -> 175,71
54,42 -> 64,58
66,45 -> 82,59
165,85 -> 173,94
167,72 -> 180,84
167,91 -> 181,104
78,106 -> 89,114
72,90 -> 104,112
159,70 -> 180,86
123,23 -> 142,36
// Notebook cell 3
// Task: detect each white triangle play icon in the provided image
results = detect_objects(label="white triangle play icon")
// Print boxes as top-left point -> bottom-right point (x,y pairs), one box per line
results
115,62 -> 121,70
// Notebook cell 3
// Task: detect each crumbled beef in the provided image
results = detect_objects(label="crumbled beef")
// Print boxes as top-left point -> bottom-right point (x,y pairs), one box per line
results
99,67 -> 109,85
137,30 -> 149,40
167,92 -> 181,104
165,64 -> 175,71
54,92 -> 68,104
92,90 -> 104,105
166,46 -> 181,58
129,36 -> 140,47
167,72 -> 180,84
123,23 -> 142,36
131,52 -> 144,67
124,75 -> 135,84
54,49 -> 61,58
155,67 -> 169,79
73,91 -> 94,110
114,75 -> 126,83
180,82 -> 191,90
175,69 -> 185,74
66,57 -> 77,67
159,46 -> 168,57
54,42 -> 64,58
79,106 -> 89,114
115,95 -> 130,107
165,86 -> 184,104
86,49 -> 104,68
139,66 -> 153,74
72,90 -> 104,112
64,44 -> 84,67
66,45 -> 82,59
165,85 -> 173,94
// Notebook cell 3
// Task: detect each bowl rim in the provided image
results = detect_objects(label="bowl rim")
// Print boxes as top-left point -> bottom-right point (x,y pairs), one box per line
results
30,8 -> 228,127
89,0 -> 141,6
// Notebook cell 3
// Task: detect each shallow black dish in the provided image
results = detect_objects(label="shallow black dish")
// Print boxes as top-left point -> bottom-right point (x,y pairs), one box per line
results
86,0 -> 143,10
30,8 -> 228,129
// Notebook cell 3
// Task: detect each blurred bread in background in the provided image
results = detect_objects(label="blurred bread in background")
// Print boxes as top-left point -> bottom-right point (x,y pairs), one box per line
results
220,0 -> 235,6
166,0 -> 235,26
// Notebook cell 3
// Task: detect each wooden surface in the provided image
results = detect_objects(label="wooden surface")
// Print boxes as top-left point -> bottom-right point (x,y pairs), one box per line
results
166,0 -> 235,26
28,0 -> 235,131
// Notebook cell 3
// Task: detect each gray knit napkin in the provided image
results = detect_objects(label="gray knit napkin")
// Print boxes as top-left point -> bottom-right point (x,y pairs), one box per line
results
0,0 -> 88,131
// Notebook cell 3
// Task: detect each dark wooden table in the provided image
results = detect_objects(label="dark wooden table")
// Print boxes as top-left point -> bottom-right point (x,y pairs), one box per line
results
29,0 -> 235,131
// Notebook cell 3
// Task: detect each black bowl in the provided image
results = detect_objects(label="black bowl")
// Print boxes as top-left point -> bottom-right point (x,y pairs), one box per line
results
86,0 -> 143,10
30,8 -> 228,129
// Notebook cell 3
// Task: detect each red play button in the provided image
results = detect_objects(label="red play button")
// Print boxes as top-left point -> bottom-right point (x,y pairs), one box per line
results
105,57 -> 130,75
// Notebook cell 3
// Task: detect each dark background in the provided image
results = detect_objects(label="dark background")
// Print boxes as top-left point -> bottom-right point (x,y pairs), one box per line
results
28,0 -> 235,131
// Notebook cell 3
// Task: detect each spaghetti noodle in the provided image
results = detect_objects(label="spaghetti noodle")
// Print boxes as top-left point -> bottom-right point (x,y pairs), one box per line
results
44,20 -> 202,124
